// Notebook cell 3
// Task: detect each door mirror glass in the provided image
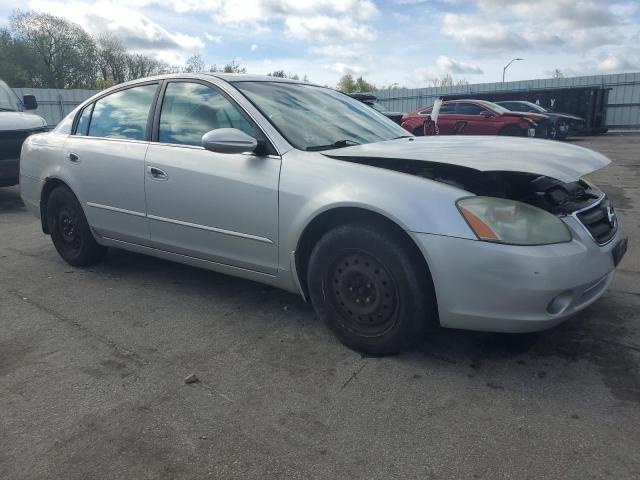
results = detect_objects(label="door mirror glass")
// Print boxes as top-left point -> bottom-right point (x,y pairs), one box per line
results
23,94 -> 38,110
202,128 -> 258,154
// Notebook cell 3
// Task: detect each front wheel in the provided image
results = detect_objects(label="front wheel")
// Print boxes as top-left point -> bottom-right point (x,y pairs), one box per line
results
307,224 -> 436,355
47,186 -> 107,266
499,125 -> 525,136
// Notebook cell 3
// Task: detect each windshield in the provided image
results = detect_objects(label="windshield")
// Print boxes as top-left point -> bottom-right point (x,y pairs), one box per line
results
234,82 -> 408,151
0,80 -> 21,112
521,101 -> 547,113
475,100 -> 510,114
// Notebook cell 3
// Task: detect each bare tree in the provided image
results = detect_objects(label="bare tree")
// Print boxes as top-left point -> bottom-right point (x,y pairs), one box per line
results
96,32 -> 127,84
184,54 -> 205,73
10,11 -> 97,88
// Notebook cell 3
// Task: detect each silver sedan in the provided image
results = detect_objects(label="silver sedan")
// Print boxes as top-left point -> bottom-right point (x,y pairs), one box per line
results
19,74 -> 627,354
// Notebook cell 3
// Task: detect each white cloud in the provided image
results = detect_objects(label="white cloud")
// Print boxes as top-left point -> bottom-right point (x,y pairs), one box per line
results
309,44 -> 367,60
442,13 -> 529,52
205,33 -> 223,43
211,0 -> 378,24
443,0 -> 631,54
597,54 -> 638,73
326,62 -> 365,76
436,55 -> 483,74
250,43 -> 258,51
28,0 -> 203,63
285,16 -> 375,42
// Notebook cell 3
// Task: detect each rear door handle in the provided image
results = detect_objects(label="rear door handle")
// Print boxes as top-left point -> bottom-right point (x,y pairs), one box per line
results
68,153 -> 80,163
147,165 -> 168,180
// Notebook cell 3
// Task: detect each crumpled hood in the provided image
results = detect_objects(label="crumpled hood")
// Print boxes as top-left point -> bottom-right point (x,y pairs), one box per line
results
0,112 -> 47,131
323,136 -> 610,183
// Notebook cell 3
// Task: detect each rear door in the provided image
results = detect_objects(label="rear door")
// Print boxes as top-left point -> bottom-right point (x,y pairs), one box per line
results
143,80 -> 281,274
454,102 -> 495,135
434,102 -> 456,134
64,82 -> 159,244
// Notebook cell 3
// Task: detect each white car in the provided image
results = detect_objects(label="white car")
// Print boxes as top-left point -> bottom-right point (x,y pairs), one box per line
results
0,79 -> 47,187
19,74 -> 627,354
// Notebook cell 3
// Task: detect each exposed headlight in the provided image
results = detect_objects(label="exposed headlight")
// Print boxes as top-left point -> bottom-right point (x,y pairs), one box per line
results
457,197 -> 572,245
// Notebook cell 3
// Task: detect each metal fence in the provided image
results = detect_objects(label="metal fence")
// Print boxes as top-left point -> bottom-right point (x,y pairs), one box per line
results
13,88 -> 98,127
13,71 -> 640,129
374,72 -> 640,130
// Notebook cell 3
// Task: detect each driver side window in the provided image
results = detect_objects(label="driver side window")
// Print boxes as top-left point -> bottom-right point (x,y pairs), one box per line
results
159,82 -> 255,146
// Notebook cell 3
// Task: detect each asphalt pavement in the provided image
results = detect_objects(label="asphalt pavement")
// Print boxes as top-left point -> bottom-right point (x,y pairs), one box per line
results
1,134 -> 639,479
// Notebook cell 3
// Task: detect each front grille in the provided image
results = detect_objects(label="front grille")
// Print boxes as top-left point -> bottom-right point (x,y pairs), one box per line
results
0,127 -> 48,161
575,196 -> 617,245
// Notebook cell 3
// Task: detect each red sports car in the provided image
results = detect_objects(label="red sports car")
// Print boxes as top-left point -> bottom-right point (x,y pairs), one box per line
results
401,99 -> 549,138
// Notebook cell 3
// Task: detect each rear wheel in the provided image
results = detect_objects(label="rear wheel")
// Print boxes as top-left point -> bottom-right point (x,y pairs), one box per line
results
47,186 -> 107,266
307,224 -> 436,355
499,125 -> 525,136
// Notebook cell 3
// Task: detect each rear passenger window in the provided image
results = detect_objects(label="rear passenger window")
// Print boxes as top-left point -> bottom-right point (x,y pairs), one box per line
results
159,82 -> 255,146
438,103 -> 455,114
75,104 -> 93,136
88,84 -> 157,140
456,103 -> 484,115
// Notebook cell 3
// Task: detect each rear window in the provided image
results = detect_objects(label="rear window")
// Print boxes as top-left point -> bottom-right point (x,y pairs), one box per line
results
88,84 -> 157,140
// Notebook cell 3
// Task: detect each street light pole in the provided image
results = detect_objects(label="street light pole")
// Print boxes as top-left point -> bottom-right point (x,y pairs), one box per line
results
502,58 -> 523,82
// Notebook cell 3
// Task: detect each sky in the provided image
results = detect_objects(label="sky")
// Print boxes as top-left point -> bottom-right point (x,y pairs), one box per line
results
1,0 -> 639,88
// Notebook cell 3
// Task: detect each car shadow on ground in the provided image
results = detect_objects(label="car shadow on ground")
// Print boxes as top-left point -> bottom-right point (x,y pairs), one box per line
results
91,246 -> 639,404
0,186 -> 25,213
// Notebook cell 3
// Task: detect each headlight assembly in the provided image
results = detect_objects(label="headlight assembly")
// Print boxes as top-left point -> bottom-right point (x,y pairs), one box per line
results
457,196 -> 572,245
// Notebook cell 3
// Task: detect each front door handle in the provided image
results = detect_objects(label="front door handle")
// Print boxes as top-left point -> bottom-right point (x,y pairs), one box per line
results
147,165 -> 168,180
68,152 -> 80,163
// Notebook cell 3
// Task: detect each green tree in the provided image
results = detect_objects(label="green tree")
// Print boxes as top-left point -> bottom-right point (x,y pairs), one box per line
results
552,68 -> 565,79
354,76 -> 375,92
268,70 -> 287,77
10,11 -> 97,88
337,74 -> 356,92
0,28 -> 37,86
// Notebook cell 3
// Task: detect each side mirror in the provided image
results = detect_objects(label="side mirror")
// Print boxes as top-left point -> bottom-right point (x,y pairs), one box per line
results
202,128 -> 258,154
23,94 -> 38,110
481,111 -> 495,118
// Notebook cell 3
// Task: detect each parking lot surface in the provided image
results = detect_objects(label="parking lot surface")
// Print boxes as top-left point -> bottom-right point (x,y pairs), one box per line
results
1,135 -> 639,480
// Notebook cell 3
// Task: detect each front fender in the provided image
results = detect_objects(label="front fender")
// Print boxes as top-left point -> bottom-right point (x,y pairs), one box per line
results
278,149 -> 475,271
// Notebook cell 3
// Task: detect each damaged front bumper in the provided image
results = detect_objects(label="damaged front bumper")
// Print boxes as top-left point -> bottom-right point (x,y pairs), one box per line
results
410,215 -> 625,333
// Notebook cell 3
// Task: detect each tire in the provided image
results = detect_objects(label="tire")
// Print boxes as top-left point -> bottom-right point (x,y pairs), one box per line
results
307,224 -> 436,355
46,186 -> 107,266
499,125 -> 525,136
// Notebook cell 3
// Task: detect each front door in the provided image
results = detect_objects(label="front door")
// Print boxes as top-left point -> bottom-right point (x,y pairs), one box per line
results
144,80 -> 281,274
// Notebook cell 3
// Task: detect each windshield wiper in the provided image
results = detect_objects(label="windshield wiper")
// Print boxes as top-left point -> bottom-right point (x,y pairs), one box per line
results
0,107 -> 17,112
305,139 -> 360,151
392,135 -> 413,139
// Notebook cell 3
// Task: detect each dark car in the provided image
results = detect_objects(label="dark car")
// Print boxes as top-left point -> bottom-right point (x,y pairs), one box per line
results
496,100 -> 586,140
347,92 -> 404,124
401,99 -> 549,138
0,79 -> 47,187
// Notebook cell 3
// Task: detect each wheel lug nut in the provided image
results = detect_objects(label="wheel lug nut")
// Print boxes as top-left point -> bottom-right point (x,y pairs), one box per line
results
355,298 -> 360,303
366,284 -> 371,288
365,297 -> 371,303
349,287 -> 353,292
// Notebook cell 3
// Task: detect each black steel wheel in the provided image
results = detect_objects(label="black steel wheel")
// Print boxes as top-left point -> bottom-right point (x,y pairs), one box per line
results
307,223 -> 437,355
327,250 -> 399,337
47,185 -> 107,266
